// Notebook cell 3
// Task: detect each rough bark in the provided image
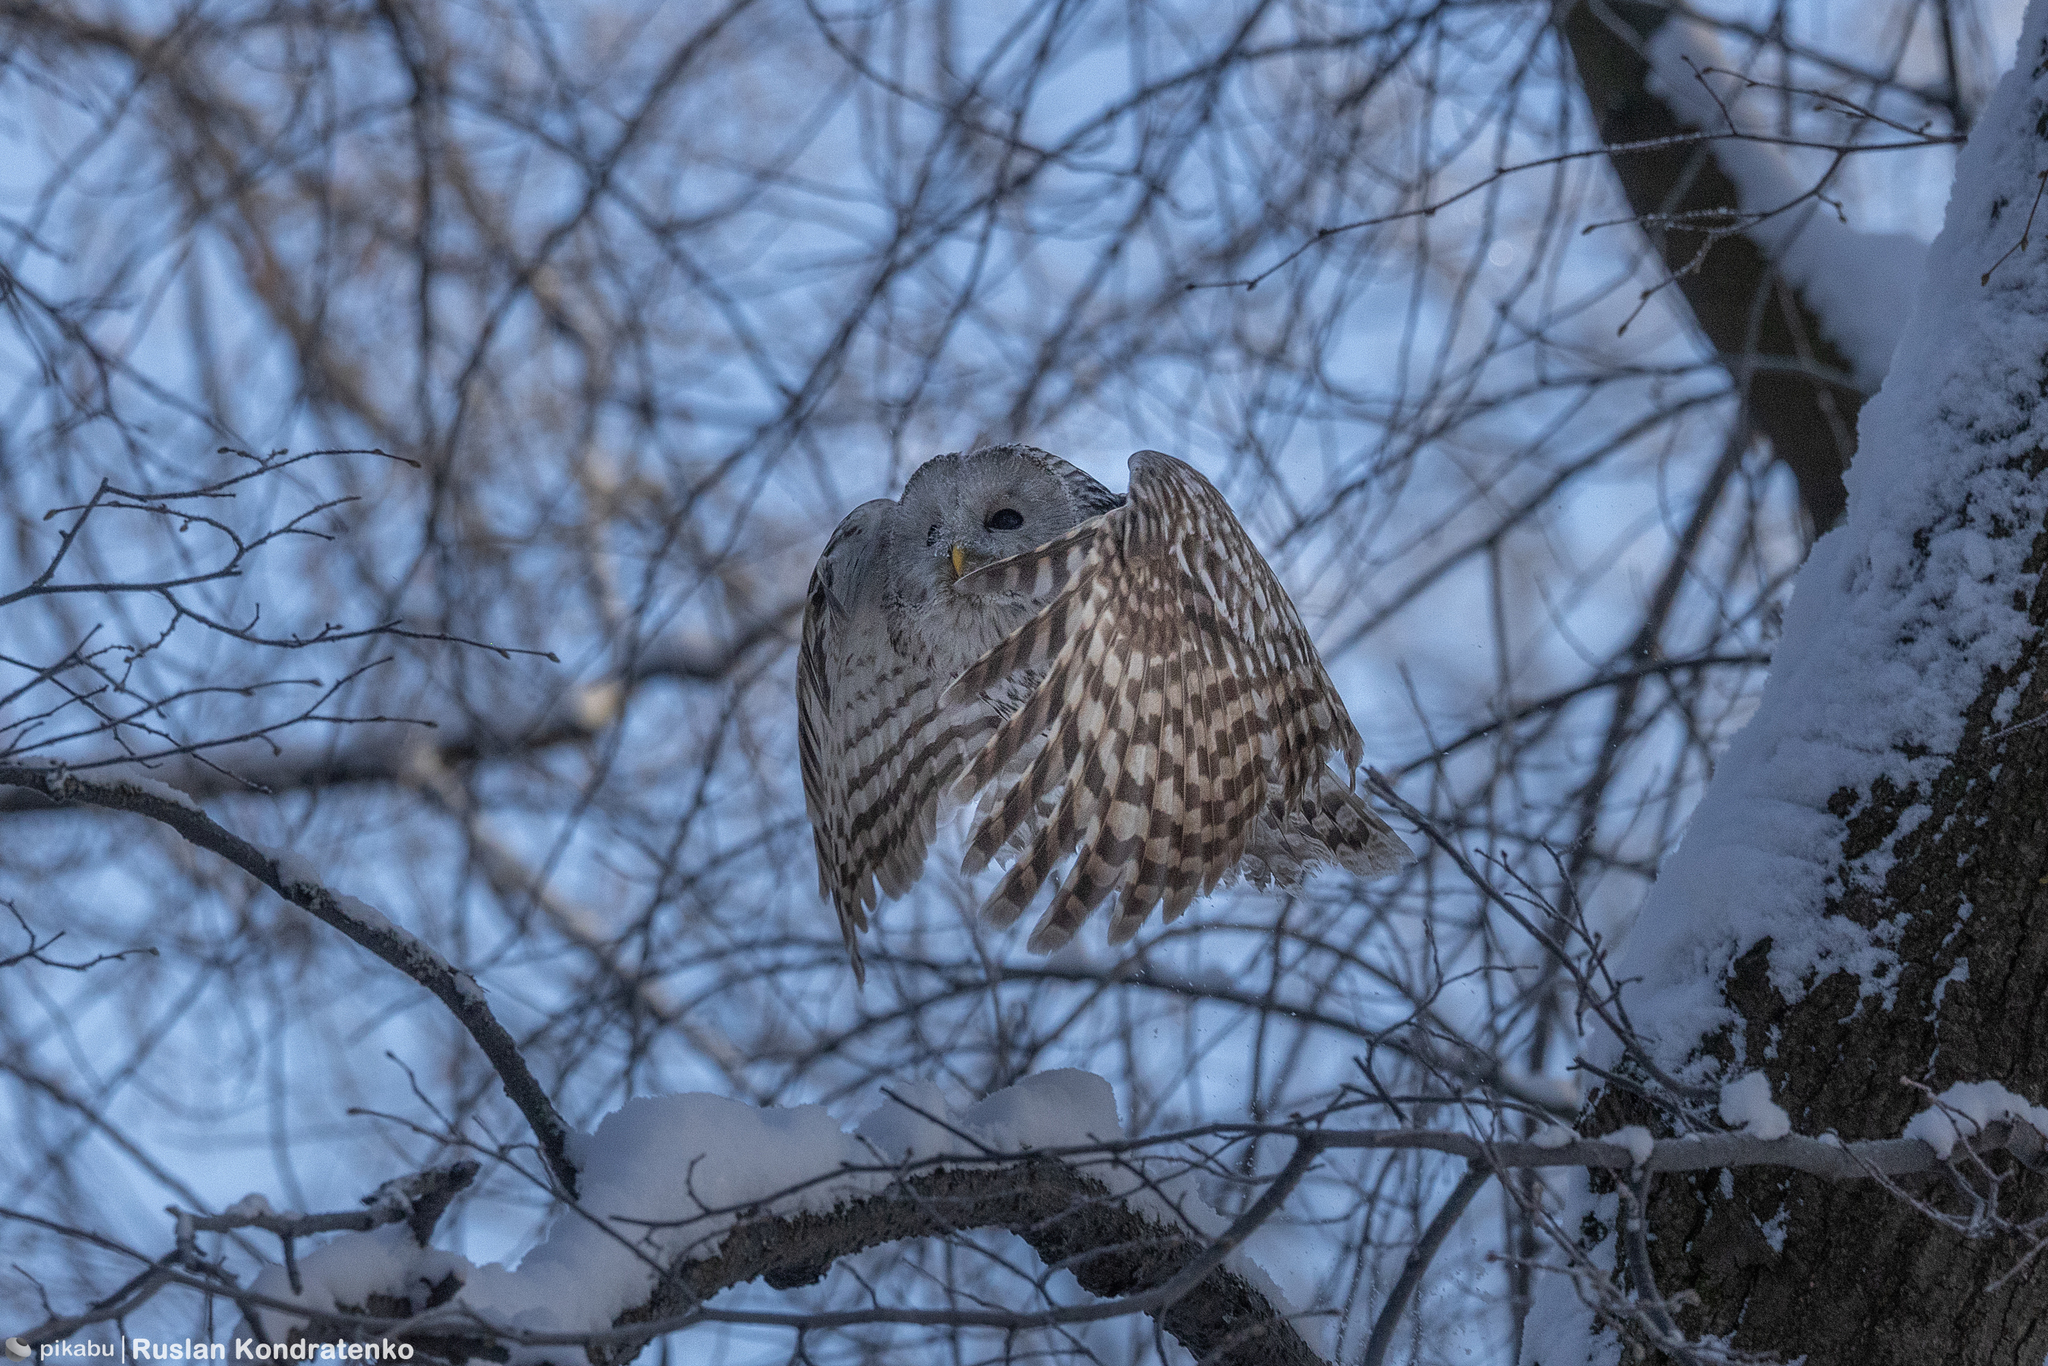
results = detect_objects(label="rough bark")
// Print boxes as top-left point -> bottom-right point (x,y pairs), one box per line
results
1612,497 -> 2048,1361
1559,0 -> 1862,532
1540,185 -> 2048,1363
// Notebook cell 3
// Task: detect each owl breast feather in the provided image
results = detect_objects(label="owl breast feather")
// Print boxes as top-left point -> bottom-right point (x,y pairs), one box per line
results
895,575 -> 1040,681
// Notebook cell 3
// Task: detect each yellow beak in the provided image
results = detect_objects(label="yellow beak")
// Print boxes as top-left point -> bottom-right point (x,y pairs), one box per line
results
951,544 -> 967,579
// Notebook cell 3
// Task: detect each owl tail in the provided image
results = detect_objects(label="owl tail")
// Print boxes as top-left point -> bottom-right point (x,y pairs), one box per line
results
1310,775 -> 1414,876
1235,770 -> 1414,888
835,900 -> 868,988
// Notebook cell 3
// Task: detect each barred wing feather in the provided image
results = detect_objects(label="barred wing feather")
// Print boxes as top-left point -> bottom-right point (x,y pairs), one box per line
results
800,500 -> 997,982
945,451 -> 1401,952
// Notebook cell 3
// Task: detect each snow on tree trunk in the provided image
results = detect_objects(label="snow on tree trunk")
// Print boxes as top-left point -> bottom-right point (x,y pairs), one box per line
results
1531,1 -> 2048,1360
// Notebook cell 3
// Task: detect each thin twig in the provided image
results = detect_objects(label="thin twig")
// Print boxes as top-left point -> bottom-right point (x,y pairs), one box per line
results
1362,1163 -> 1491,1366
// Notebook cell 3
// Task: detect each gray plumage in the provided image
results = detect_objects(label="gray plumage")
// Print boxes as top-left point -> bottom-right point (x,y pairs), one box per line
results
798,445 -> 1410,981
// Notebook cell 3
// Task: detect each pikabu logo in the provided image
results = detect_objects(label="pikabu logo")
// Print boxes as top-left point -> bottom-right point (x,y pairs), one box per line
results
3,1345 -> 138,1360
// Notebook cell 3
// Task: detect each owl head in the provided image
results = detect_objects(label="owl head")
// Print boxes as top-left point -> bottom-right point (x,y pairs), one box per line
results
893,445 -> 1122,593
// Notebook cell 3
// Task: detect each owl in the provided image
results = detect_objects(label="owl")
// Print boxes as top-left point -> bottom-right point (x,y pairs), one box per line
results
797,446 -> 1410,981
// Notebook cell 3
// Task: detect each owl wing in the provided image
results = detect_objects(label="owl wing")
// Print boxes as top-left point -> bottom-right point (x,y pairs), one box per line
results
798,500 -> 999,983
943,450 -> 1389,952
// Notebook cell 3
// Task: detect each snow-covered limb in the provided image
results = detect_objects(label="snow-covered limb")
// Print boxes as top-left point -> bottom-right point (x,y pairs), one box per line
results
1903,1081 -> 2048,1160
237,1076 -> 1319,1366
235,1079 -> 2042,1365
1644,19 -> 1928,392
0,765 -> 580,1198
1558,3 -> 1941,532
1865,1083 -> 2048,1293
19,1068 -> 2048,1366
176,1163 -> 481,1250
12,1168 -> 477,1363
1312,1116 -> 2044,1180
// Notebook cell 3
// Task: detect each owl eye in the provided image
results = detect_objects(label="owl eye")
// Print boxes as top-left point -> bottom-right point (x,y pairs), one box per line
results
985,508 -> 1024,531
926,523 -> 942,546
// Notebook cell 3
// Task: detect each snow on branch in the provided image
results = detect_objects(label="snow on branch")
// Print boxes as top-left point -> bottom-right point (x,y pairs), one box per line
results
224,1074 -> 1320,1365
9,1163 -> 481,1356
229,1090 -> 2048,1362
15,1068 -> 2048,1365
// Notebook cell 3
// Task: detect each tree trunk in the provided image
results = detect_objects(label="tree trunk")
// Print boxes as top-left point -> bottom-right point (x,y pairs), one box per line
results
1544,3 -> 2048,1360
1559,0 -> 1863,532
1625,626 -> 2048,1360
